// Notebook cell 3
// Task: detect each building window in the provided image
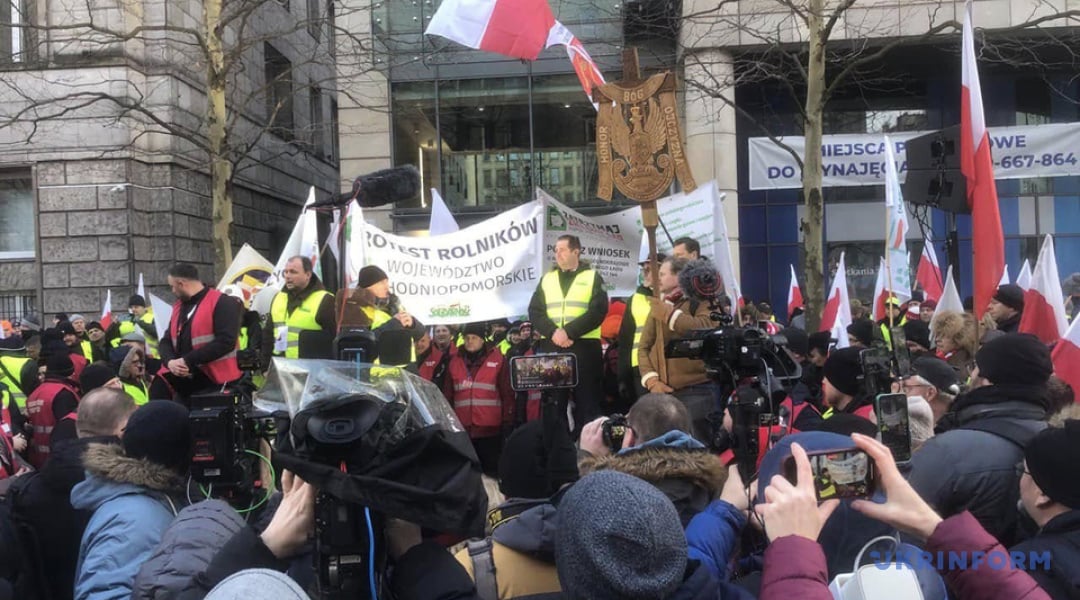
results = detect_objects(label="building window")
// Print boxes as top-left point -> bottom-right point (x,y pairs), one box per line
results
329,98 -> 340,164
307,0 -> 321,40
309,86 -> 325,158
0,170 -> 34,259
264,43 -> 295,141
0,292 -> 36,321
0,0 -> 28,63
1016,78 -> 1053,196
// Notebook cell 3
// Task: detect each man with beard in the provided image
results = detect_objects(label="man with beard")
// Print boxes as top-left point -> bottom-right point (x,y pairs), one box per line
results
152,263 -> 241,402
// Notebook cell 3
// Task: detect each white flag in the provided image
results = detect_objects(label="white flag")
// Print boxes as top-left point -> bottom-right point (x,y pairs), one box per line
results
273,187 -> 320,283
883,135 -> 911,302
936,266 -> 965,317
137,273 -> 146,300
148,293 -> 173,342
713,189 -> 743,309
429,189 -> 460,236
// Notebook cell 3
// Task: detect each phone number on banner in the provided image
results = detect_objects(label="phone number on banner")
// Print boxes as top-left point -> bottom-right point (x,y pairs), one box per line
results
997,153 -> 1079,169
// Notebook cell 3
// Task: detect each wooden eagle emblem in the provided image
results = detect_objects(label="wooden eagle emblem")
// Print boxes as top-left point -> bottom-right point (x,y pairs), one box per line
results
594,72 -> 696,202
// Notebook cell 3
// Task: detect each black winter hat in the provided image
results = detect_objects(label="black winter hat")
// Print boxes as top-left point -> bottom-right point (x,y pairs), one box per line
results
58,321 -> 77,336
847,319 -> 875,347
462,322 -> 487,339
902,319 -> 932,351
87,321 -> 104,332
993,284 -> 1025,313
79,362 -> 116,393
1025,420 -> 1080,509
122,401 -> 191,474
783,328 -> 809,357
808,331 -> 833,355
974,333 -> 1053,386
356,265 -> 388,289
128,294 -> 146,308
823,346 -> 863,397
46,352 -> 75,377
498,420 -> 551,499
909,356 -> 961,395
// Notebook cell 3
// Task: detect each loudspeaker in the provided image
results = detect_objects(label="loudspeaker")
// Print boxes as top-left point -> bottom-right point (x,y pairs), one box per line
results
903,125 -> 970,214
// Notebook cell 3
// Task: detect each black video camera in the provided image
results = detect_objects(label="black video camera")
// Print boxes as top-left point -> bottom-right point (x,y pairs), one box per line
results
188,388 -> 275,508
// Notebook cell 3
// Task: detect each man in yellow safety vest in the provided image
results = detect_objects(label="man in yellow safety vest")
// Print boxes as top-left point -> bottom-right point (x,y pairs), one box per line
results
616,254 -> 664,411
528,234 -> 608,434
262,256 -> 336,365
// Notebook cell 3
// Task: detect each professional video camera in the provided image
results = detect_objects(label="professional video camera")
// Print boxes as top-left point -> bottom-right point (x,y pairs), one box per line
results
254,350 -> 487,600
188,388 -> 276,509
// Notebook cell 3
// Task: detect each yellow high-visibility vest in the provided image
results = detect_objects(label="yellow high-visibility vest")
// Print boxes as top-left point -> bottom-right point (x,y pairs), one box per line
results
540,269 -> 600,339
628,291 -> 650,367
122,380 -> 149,406
270,290 -> 332,359
0,355 -> 30,410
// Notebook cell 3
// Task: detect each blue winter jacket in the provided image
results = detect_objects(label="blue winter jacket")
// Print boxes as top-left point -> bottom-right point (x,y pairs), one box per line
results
70,443 -> 182,600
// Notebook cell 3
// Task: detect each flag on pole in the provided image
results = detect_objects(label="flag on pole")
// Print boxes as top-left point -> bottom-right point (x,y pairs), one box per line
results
345,200 -> 366,289
916,237 -> 944,302
100,290 -> 113,329
1019,235 -> 1069,344
137,273 -> 146,299
872,257 -> 888,321
1016,259 -> 1033,291
425,0 -> 556,60
962,1 -> 1005,319
273,187 -> 320,283
937,265 -> 965,317
787,265 -> 803,322
1052,317 -> 1080,396
820,252 -> 852,349
713,190 -> 743,310
883,135 -> 912,302
328,209 -> 343,266
546,21 -> 606,103
429,189 -> 461,235
148,293 -> 173,342
999,268 -> 1010,287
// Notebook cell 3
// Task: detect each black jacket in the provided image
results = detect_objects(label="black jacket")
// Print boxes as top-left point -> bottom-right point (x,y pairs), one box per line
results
908,383 -> 1049,547
997,312 -> 1022,334
1012,510 -> 1080,600
528,265 -> 608,341
3,436 -> 117,600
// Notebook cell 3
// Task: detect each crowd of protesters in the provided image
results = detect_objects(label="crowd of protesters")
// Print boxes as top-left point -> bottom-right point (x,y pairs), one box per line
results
0,239 -> 1078,600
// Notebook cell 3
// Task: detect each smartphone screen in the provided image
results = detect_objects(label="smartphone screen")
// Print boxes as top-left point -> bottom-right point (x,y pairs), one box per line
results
889,327 -> 912,376
785,448 -> 875,500
509,354 -> 578,391
875,393 -> 912,463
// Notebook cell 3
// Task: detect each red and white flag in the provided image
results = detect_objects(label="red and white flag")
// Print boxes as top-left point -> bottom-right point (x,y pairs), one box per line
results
100,289 -> 113,330
425,0 -> 555,60
916,237 -> 944,302
787,264 -> 803,322
1052,317 -> 1080,396
1019,235 -> 1069,344
1016,259 -> 1033,291
936,265 -> 965,317
546,22 -> 606,103
820,252 -> 852,348
871,257 -> 888,321
961,1 -> 1005,319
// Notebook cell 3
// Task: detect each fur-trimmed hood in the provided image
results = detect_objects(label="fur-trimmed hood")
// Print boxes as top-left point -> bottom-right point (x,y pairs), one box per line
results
81,442 -> 185,492
931,310 -> 977,355
579,445 -> 727,525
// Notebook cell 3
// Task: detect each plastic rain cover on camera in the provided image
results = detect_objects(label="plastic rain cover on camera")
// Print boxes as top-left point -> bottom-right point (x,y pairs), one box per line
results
256,358 -> 487,537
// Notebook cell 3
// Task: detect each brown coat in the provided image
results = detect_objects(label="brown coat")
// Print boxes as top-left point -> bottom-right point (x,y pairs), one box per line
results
637,295 -> 715,391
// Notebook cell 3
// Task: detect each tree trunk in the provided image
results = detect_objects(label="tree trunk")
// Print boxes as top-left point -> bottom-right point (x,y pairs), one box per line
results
206,0 -> 232,278
802,0 -> 827,332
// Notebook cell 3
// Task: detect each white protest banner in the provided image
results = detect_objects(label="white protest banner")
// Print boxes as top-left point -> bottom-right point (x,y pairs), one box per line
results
748,122 -> 1080,190
359,201 -> 545,324
538,188 -> 642,297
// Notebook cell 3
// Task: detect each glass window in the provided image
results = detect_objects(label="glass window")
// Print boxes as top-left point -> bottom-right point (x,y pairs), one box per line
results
0,171 -> 33,258
1016,78 -> 1053,195
392,80 -> 437,208
264,44 -> 295,141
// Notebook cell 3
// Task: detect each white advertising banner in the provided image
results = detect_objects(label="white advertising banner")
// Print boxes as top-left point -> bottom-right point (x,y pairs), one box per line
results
748,122 -> 1080,190
539,188 -> 643,297
359,201 -> 545,324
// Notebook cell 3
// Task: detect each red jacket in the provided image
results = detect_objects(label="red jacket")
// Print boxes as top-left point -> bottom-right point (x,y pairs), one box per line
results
759,512 -> 1052,600
444,345 -> 512,438
25,380 -> 79,469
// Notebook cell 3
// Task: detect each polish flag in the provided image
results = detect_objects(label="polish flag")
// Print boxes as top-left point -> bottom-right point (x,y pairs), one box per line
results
426,0 -> 556,60
961,1 -> 1005,319
820,252 -> 852,348
916,237 -> 943,302
787,265 -> 804,322
871,257 -> 889,321
546,22 -> 606,102
1052,317 -> 1080,397
1016,259 -> 1033,291
100,289 -> 113,330
1019,235 -> 1068,344
937,265 -> 966,317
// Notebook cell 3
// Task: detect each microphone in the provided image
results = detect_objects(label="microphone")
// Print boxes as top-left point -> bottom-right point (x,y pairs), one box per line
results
678,259 -> 721,302
310,165 -> 422,210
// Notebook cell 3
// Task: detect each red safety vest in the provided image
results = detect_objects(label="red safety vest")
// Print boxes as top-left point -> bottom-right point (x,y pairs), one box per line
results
419,346 -> 449,382
25,380 -> 79,469
447,347 -> 504,437
167,288 -> 241,384
853,403 -> 875,420
70,352 -> 88,382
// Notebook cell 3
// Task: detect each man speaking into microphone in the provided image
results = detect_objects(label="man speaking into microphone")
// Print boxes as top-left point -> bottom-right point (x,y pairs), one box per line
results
528,235 -> 608,434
